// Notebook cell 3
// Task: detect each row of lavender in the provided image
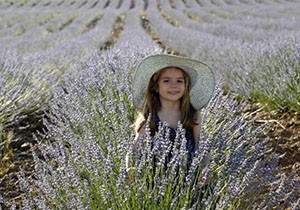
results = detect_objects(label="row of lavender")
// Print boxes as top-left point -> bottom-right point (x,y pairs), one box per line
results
0,0 -> 127,9
0,7 -> 123,125
1,0 -> 300,209
1,0 -> 297,9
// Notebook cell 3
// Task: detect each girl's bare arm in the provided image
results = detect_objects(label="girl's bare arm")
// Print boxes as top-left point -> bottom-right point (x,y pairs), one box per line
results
193,112 -> 211,167
126,124 -> 145,171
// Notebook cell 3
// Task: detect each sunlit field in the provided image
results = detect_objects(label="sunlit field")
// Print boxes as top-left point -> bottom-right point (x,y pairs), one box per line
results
0,0 -> 299,209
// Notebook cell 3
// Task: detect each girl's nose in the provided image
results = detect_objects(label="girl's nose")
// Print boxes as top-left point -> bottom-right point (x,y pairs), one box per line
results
170,81 -> 179,87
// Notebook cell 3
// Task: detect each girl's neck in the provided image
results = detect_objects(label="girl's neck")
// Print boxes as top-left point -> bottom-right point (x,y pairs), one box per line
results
157,102 -> 181,128
159,101 -> 181,112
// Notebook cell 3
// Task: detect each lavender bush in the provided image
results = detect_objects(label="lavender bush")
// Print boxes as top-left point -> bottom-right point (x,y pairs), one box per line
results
9,51 -> 298,210
227,40 -> 300,112
0,50 -> 59,126
0,49 -> 60,186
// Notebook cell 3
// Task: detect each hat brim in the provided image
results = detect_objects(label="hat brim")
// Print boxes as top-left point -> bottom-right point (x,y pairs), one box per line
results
132,54 -> 215,110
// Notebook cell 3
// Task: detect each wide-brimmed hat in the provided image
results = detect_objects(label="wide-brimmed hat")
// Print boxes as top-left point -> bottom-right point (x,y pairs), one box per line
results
132,54 -> 215,111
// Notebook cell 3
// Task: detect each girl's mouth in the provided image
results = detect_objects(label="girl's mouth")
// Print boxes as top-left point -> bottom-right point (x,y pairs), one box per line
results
168,91 -> 179,94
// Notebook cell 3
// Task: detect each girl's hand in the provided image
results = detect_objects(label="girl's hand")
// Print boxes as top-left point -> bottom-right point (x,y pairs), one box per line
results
126,167 -> 136,182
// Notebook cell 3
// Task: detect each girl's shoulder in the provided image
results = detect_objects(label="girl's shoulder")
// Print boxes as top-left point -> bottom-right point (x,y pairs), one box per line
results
193,111 -> 202,123
133,112 -> 146,132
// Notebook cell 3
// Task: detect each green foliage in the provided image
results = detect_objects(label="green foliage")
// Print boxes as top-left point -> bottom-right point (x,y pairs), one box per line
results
0,126 -> 14,176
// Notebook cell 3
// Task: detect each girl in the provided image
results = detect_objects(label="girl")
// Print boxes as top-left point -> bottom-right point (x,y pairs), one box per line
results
127,54 -> 215,172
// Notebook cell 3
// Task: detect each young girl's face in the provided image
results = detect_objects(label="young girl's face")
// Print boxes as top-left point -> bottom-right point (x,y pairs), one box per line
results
157,67 -> 186,104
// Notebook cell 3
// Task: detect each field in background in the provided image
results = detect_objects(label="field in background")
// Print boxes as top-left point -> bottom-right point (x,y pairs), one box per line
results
0,0 -> 299,209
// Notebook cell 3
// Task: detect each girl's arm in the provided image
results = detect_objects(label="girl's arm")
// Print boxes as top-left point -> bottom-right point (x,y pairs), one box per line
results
126,124 -> 146,172
193,112 -> 211,185
193,111 -> 211,167
193,111 -> 201,149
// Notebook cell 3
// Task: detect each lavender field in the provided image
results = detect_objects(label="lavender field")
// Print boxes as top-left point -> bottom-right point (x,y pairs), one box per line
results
0,0 -> 300,209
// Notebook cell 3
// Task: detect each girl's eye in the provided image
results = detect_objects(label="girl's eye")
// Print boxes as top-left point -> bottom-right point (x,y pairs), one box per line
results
161,79 -> 184,83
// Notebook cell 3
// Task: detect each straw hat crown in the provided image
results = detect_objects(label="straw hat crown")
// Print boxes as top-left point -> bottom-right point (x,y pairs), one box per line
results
132,54 -> 215,110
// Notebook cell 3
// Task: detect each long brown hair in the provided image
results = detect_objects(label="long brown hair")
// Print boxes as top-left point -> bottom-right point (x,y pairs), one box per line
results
135,67 -> 198,136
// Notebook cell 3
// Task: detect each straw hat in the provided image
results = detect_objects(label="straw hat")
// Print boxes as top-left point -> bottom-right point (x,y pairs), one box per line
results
132,54 -> 215,110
